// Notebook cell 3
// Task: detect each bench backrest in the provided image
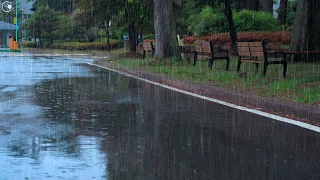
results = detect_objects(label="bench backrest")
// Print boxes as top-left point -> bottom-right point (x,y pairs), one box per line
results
194,40 -> 212,54
143,42 -> 154,52
237,42 -> 265,57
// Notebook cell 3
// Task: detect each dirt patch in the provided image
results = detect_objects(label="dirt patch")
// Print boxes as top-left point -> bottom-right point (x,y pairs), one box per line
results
118,52 -> 143,59
301,81 -> 320,88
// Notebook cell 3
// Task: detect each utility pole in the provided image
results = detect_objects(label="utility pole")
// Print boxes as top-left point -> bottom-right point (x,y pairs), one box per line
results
16,0 -> 18,42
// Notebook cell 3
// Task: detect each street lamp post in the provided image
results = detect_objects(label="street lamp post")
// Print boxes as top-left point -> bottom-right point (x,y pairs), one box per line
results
15,0 -> 18,42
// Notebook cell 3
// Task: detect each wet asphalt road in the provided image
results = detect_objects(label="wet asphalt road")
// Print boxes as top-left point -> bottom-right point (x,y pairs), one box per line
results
0,54 -> 320,180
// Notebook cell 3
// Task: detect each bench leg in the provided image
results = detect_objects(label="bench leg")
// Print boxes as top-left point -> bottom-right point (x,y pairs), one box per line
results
208,58 -> 214,69
226,57 -> 230,71
237,57 -> 241,72
193,52 -> 197,66
143,50 -> 146,59
255,63 -> 259,73
283,61 -> 287,78
263,63 -> 268,76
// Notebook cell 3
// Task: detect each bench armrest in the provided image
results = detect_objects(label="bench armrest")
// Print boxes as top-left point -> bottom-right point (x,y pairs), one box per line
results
267,52 -> 286,61
214,48 -> 229,54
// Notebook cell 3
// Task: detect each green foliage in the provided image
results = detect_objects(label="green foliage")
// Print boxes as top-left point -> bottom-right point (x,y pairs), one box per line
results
22,41 -> 37,48
285,0 -> 297,26
187,6 -> 280,36
51,40 -> 122,50
22,6 -> 61,46
143,34 -> 155,40
175,0 -> 200,35
30,0 -> 74,14
233,10 -> 279,32
0,9 -> 23,24
105,58 -> 320,105
53,15 -> 73,40
188,6 -> 228,36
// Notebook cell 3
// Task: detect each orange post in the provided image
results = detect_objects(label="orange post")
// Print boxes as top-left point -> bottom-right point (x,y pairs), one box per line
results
9,37 -> 14,50
9,37 -> 19,50
14,42 -> 18,50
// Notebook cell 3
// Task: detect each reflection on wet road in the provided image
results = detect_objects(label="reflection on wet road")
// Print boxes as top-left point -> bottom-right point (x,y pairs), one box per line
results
0,55 -> 320,180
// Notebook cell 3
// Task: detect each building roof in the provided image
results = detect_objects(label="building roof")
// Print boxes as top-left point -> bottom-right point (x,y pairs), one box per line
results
0,21 -> 16,30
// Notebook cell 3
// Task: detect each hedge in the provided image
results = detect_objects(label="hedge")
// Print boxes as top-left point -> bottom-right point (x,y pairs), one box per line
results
182,31 -> 292,45
51,40 -> 122,51
22,41 -> 37,48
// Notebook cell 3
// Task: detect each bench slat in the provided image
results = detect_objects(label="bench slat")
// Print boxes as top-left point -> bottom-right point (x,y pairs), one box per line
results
238,46 -> 250,51
197,55 -> 211,59
237,42 -> 250,47
194,46 -> 203,52
248,47 -> 264,52
142,41 -> 155,59
237,41 -> 287,77
241,59 -> 264,63
238,51 -> 252,56
202,47 -> 211,53
249,52 -> 264,57
214,52 -> 228,57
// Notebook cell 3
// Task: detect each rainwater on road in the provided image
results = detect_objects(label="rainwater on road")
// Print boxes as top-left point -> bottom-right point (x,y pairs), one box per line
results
0,54 -> 319,180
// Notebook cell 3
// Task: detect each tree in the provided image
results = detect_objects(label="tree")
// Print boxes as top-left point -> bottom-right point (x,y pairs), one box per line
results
73,0 -> 120,50
277,0 -> 288,24
234,0 -> 261,11
122,0 -> 153,52
153,0 -> 180,58
290,0 -> 320,61
23,7 -> 61,46
224,0 -> 237,54
175,0 -> 199,35
29,0 -> 74,14
260,0 -> 273,13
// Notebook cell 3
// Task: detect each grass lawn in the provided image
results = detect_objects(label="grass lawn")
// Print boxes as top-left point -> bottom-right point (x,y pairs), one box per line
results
100,56 -> 320,106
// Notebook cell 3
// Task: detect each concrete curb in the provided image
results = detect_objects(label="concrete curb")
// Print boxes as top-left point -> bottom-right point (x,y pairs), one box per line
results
88,61 -> 320,124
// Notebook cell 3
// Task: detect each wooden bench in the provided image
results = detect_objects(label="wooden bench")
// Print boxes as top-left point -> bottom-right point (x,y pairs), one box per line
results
193,40 -> 230,70
142,41 -> 155,59
237,41 -> 288,77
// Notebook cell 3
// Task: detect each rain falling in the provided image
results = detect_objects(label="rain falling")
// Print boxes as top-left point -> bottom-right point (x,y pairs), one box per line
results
0,0 -> 319,179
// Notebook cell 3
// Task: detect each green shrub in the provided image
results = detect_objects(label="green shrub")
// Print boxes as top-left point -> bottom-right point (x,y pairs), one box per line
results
187,7 -> 280,36
53,14 -> 73,40
143,34 -> 155,40
285,0 -> 297,26
51,40 -> 123,51
183,31 -> 292,45
22,41 -> 37,48
188,6 -> 228,36
234,10 -> 280,32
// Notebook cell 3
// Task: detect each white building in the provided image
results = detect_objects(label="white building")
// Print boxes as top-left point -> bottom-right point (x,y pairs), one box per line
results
0,21 -> 16,47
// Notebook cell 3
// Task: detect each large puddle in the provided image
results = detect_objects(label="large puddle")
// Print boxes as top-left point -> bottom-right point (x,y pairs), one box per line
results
0,55 -> 319,179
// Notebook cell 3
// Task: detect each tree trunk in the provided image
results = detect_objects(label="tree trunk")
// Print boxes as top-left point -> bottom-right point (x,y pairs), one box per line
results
106,21 -> 110,52
248,0 -> 260,11
224,0 -> 238,54
266,0 -> 273,13
234,0 -> 260,11
153,0 -> 180,58
277,0 -> 288,25
260,0 -> 273,12
128,23 -> 137,53
290,0 -> 320,61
